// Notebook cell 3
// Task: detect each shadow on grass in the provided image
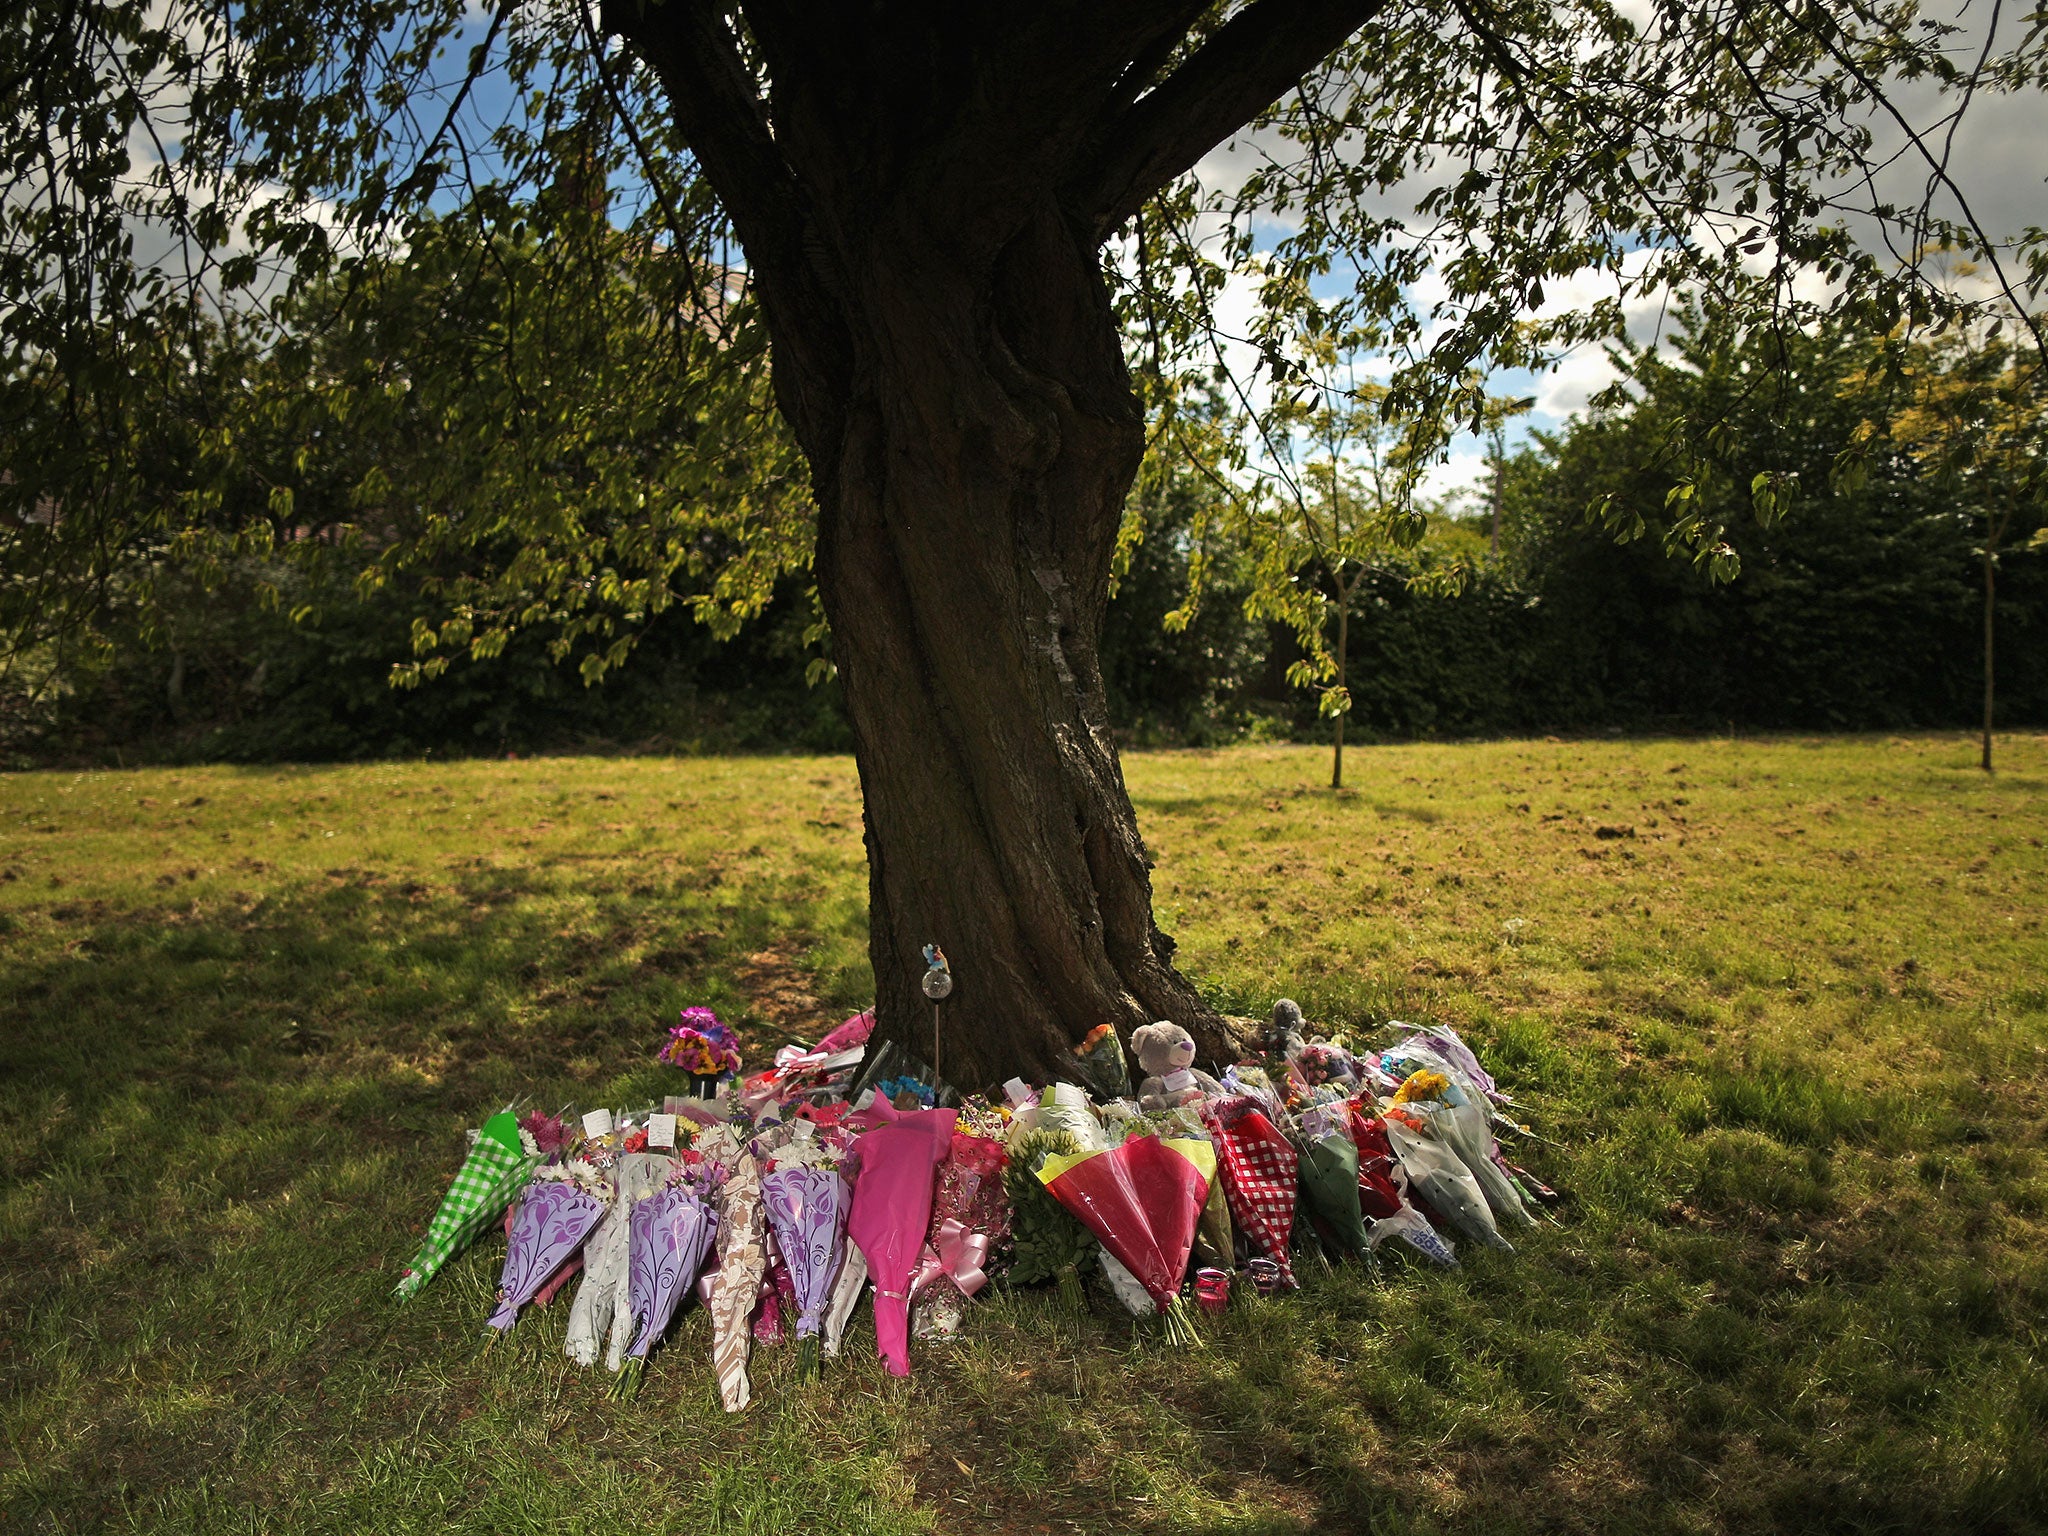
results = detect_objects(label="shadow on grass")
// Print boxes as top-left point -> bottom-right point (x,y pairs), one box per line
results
2,880 -> 2044,1535
0,875 -> 880,1528
1131,791 -> 1445,826
3,855 -> 851,1118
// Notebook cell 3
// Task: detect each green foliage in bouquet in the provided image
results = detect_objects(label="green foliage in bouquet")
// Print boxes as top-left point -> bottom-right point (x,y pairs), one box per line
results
1003,1129 -> 1095,1313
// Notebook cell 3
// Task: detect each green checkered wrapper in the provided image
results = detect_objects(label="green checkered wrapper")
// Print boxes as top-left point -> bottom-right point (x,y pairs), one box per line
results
393,1119 -> 541,1300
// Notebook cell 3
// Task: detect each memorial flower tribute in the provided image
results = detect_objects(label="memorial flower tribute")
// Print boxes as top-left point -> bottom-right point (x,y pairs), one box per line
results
392,990 -> 1555,1407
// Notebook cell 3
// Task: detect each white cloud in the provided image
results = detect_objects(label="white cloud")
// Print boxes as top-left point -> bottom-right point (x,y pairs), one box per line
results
1419,444 -> 1490,507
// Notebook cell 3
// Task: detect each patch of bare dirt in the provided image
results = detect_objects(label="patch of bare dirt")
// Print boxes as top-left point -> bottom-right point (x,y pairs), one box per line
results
735,940 -> 839,1048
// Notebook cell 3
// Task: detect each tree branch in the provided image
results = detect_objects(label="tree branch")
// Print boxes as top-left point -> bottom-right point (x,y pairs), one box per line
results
599,0 -> 858,454
391,0 -> 507,209
730,0 -> 1211,260
598,0 -> 804,280
1063,0 -> 1392,244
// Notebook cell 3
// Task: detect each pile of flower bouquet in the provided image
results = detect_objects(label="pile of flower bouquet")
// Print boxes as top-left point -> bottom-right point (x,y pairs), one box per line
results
394,1000 -> 1556,1407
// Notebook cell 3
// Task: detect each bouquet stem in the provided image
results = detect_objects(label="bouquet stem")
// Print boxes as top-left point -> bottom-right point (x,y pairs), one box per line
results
1055,1264 -> 1085,1316
610,1357 -> 645,1401
1160,1295 -> 1205,1350
795,1334 -> 820,1381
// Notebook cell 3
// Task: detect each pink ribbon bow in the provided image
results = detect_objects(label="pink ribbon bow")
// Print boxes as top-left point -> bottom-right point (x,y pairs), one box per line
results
909,1217 -> 991,1301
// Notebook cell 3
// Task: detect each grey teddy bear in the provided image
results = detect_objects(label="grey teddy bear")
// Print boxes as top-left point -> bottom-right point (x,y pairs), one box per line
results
1132,1020 -> 1221,1111
1262,998 -> 1308,1060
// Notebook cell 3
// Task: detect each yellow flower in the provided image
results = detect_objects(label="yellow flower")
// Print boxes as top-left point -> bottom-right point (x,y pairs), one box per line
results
1394,1069 -> 1449,1104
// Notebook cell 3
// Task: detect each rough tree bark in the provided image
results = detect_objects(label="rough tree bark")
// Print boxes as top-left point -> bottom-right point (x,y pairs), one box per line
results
604,0 -> 1384,1086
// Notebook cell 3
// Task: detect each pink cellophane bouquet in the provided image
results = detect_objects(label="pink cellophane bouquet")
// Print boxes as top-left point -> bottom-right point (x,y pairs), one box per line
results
846,1096 -> 955,1376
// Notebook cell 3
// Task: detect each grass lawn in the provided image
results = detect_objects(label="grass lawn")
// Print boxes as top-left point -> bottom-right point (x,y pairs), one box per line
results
2,733 -> 2045,1535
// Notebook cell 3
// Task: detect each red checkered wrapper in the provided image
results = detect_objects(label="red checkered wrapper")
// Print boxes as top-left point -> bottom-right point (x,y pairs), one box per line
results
1200,1095 -> 1299,1289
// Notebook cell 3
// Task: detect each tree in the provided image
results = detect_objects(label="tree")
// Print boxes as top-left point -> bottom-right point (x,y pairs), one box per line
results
1881,318 -> 2048,771
6,1 -> 2045,1085
1505,302 -> 2034,732
1236,380 -> 1415,790
1484,397 -> 1536,563
1,205 -> 823,759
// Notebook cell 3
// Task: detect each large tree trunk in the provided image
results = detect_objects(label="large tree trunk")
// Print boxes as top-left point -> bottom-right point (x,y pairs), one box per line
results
600,0 -> 1384,1087
811,206 -> 1225,1086
772,200 -> 1228,1087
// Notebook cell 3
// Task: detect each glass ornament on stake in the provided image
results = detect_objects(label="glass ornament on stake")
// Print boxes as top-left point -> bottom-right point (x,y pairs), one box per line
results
920,944 -> 952,1094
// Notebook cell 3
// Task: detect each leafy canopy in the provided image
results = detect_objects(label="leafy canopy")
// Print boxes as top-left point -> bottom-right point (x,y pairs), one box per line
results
5,0 -> 2045,686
